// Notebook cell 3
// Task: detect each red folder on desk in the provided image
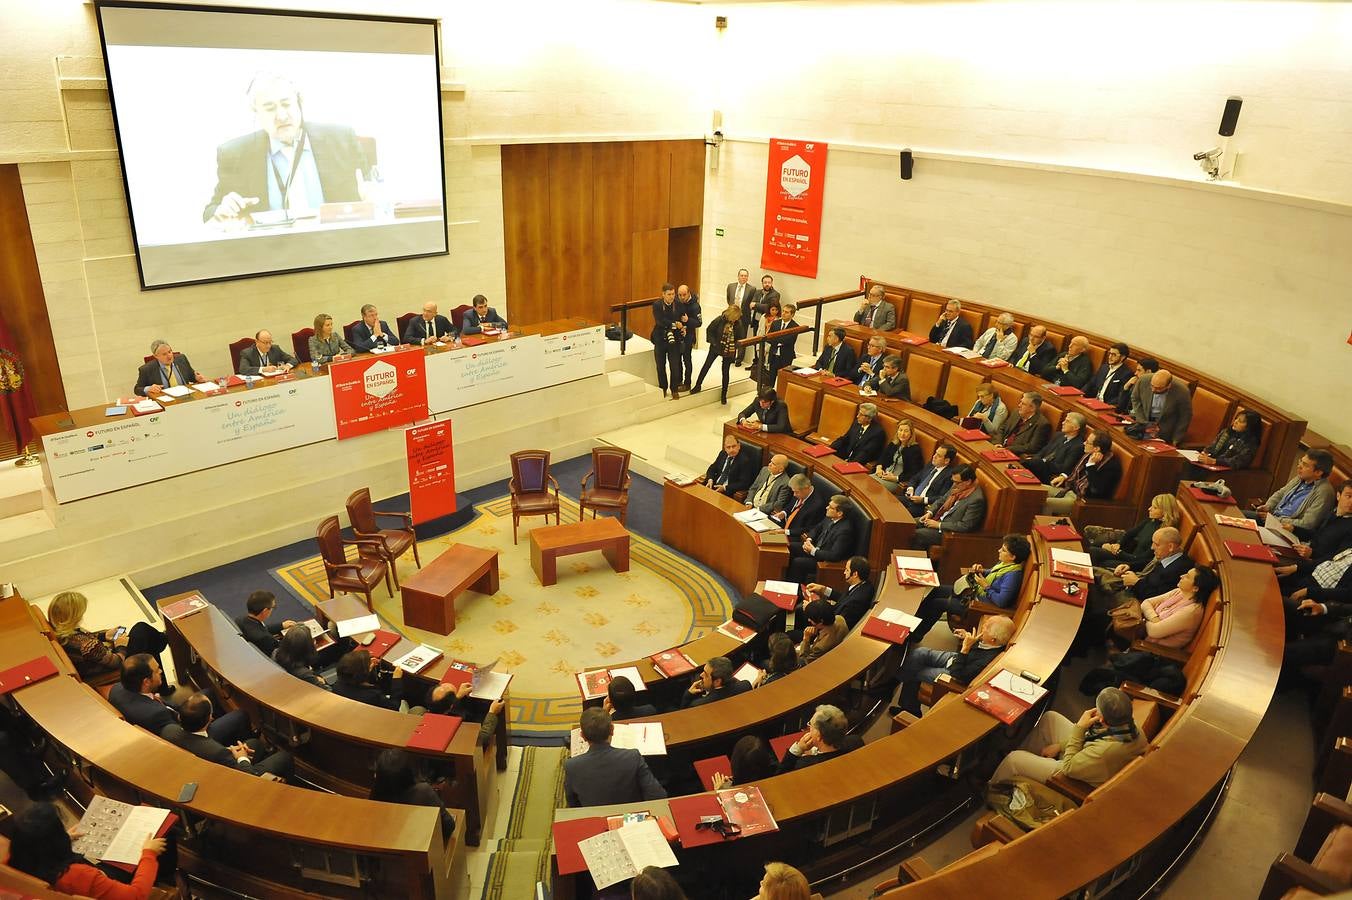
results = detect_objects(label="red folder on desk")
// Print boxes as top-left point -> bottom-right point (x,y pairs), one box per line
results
405,713 -> 462,752
861,616 -> 912,645
1138,440 -> 1176,454
669,794 -> 732,848
1035,523 -> 1082,541
821,376 -> 851,387
803,443 -> 834,458
1224,540 -> 1277,563
1100,412 -> 1129,425
1185,485 -> 1231,504
366,630 -> 402,660
1039,579 -> 1086,606
965,682 -> 1036,725
694,755 -> 732,792
552,817 -> 608,874
439,660 -> 476,689
897,333 -> 929,346
1005,467 -> 1041,484
0,656 -> 58,696
1079,397 -> 1114,411
982,447 -> 1019,462
979,357 -> 1009,368
717,786 -> 778,836
953,428 -> 988,441
650,649 -> 697,679
1042,384 -> 1083,396
832,461 -> 868,475
460,334 -> 488,347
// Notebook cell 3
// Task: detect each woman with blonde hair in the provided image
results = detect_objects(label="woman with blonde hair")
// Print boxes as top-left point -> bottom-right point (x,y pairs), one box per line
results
1085,493 -> 1179,572
48,591 -> 168,684
308,313 -> 355,365
690,304 -> 746,405
873,418 -> 924,491
756,862 -> 811,900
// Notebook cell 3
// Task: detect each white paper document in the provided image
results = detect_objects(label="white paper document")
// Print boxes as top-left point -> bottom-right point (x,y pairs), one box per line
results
877,608 -> 922,630
733,507 -> 769,524
471,669 -> 513,701
131,399 -> 162,414
391,643 -> 442,674
571,722 -> 667,757
336,613 -> 380,637
577,819 -> 678,890
1176,449 -> 1202,463
990,668 -> 1048,704
70,796 -> 171,866
161,385 -> 193,397
895,554 -> 934,572
764,580 -> 798,596
793,367 -> 819,375
1050,548 -> 1092,567
733,661 -> 762,686
190,381 -> 222,393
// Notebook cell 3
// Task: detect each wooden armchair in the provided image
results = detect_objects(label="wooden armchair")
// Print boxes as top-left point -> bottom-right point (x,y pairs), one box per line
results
509,449 -> 561,543
1129,591 -> 1225,664
228,335 -> 253,375
869,844 -> 1000,894
316,515 -> 391,611
291,327 -> 314,364
580,447 -> 632,524
1120,610 -> 1222,713
345,488 -> 420,588
1259,794 -> 1352,899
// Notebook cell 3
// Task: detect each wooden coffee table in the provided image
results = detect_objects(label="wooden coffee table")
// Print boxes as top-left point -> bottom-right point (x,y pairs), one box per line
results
398,543 -> 499,635
529,518 -> 630,586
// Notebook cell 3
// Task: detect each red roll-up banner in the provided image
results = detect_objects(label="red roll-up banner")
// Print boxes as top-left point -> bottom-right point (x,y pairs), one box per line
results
329,347 -> 428,440
761,138 -> 829,278
406,420 -> 456,524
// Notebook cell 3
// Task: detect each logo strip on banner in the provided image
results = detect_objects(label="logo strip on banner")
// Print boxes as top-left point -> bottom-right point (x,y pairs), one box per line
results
406,420 -> 457,524
330,347 -> 430,441
761,138 -> 829,278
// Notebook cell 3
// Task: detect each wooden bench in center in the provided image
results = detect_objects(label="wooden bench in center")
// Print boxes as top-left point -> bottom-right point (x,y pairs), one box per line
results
529,518 -> 630,586
399,543 -> 500,635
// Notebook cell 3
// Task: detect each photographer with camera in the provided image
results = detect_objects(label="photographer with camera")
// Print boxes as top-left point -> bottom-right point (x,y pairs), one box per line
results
652,282 -> 686,399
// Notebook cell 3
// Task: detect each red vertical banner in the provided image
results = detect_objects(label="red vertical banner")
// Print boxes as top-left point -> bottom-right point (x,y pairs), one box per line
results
761,138 -> 829,278
406,420 -> 456,524
329,347 -> 429,440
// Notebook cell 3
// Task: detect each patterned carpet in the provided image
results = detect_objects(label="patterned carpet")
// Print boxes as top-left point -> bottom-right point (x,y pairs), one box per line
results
270,494 -> 733,738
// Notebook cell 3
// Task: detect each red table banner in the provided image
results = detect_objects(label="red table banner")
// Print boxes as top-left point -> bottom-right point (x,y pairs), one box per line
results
406,420 -> 457,524
329,348 -> 428,440
761,138 -> 829,278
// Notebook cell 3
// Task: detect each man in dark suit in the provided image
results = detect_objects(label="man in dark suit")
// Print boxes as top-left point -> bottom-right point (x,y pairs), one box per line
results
697,434 -> 759,497
745,453 -> 792,514
729,268 -> 755,364
814,327 -> 857,376
403,301 -> 456,345
776,704 -> 864,771
237,329 -> 297,375
1041,335 -> 1094,390
1085,342 -> 1133,406
805,556 -> 875,628
651,283 -> 686,398
460,294 -> 509,335
202,75 -> 368,222
737,389 -> 792,434
167,693 -> 293,778
135,340 -> 205,397
1011,324 -> 1057,374
236,590 -> 296,656
1140,370 -> 1194,445
775,474 -> 829,535
1122,357 -> 1159,415
893,615 -> 1014,716
912,466 -> 987,549
679,656 -> 751,709
830,402 -> 886,464
676,284 -> 701,391
109,654 -> 251,745
996,391 -> 1053,456
765,303 -> 800,373
929,299 -> 974,349
1024,412 -> 1088,482
853,284 -> 897,331
855,336 -> 888,387
605,676 -> 658,720
787,495 -> 857,580
902,443 -> 958,516
743,274 -> 781,366
564,707 -> 667,806
1087,527 -> 1190,638
351,303 -> 396,352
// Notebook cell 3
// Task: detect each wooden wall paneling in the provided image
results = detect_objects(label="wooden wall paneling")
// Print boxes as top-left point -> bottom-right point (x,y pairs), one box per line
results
667,226 -> 702,302
0,165 -> 68,430
629,228 -> 670,340
667,139 -> 706,229
500,145 -> 553,327
630,142 -> 671,234
591,142 -> 634,325
546,143 -> 595,323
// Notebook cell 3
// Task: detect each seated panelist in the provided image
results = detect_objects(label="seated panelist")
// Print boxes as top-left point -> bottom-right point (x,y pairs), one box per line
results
238,329 -> 296,375
135,339 -> 205,397
351,303 -> 396,352
308,313 -> 355,365
403,301 -> 456,345
461,294 -> 509,334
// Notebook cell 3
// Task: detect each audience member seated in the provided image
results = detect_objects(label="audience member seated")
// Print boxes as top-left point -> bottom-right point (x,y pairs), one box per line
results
737,388 -> 792,434
866,355 -> 911,400
351,303 -> 396,353
813,326 -> 857,377
1275,481 -> 1352,586
855,335 -> 888,386
754,862 -> 812,900
170,692 -> 294,779
371,748 -> 456,837
309,313 -> 354,364
632,866 -> 689,900
854,285 -> 897,331
892,615 -> 1014,717
745,453 -> 793,514
1011,324 -> 1056,374
1282,549 -> 1352,683
773,474 -> 828,534
711,735 -> 779,789
1085,527 -> 1189,644
900,442 -> 958,517
803,556 -> 875,628
873,418 -> 924,492
1187,408 -> 1263,478
1246,449 -> 1336,540
972,312 -> 1018,361
333,648 -> 429,712
403,301 -> 455,345
680,656 -> 752,708
606,675 -> 658,720
1122,356 -> 1160,418
461,294 -> 508,335
996,391 -> 1052,456
564,707 -> 667,807
690,304 -> 745,403
134,339 -> 205,397
964,382 -> 1009,435
910,534 -> 1030,643
237,329 -> 296,375
1138,369 -> 1193,445
424,693 -> 504,746
929,299 -> 974,349
1024,412 -> 1087,481
830,402 -> 886,463
48,590 -> 168,684
110,653 -> 252,746
235,589 -> 296,656
787,494 -> 856,581
755,633 -> 801,687
776,704 -> 864,772
1041,335 -> 1093,389
912,465 -> 987,550
273,625 -> 329,689
1085,342 -> 1132,407
6,802 -> 166,900
1084,493 -> 1178,570
695,434 -> 758,497
1043,430 -> 1123,517
989,687 -> 1146,786
1112,565 -> 1216,652
797,600 -> 848,664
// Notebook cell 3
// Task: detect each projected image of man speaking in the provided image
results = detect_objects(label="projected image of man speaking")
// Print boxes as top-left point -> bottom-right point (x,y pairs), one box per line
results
202,73 -> 371,223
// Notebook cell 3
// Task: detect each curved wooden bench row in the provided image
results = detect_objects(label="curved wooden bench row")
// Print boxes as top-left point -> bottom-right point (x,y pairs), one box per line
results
0,593 -> 463,899
158,593 -> 504,846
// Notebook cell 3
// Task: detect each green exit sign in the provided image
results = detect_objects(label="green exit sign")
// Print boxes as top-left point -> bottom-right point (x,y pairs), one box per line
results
715,228 -> 725,237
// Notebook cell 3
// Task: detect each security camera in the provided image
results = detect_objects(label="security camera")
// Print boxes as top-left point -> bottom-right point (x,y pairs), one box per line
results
1193,148 -> 1222,179
1193,97 -> 1243,181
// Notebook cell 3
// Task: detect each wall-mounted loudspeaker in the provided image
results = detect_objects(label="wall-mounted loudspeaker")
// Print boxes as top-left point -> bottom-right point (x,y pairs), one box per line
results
1219,96 -> 1243,137
900,148 -> 913,180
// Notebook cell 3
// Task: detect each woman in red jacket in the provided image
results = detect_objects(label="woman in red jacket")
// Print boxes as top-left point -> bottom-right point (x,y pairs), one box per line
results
6,802 -> 165,899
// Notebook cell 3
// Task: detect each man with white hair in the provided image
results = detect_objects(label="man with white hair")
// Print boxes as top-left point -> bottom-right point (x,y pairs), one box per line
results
1024,411 -> 1088,482
854,284 -> 897,331
990,687 -> 1147,785
972,312 -> 1019,361
892,615 -> 1015,716
929,299 -> 974,349
135,339 -> 205,397
403,301 -> 455,345
776,704 -> 864,772
1042,335 -> 1094,390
